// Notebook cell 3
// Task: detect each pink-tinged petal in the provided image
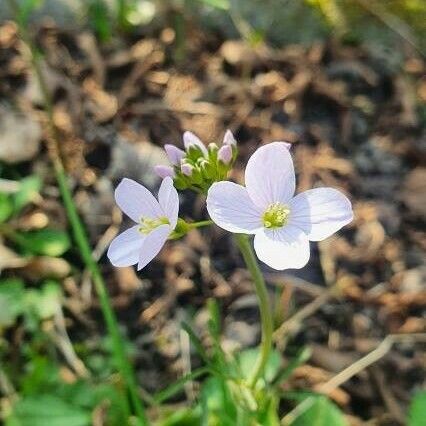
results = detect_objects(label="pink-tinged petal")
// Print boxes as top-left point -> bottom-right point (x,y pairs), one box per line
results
223,129 -> 237,146
245,142 -> 296,209
289,188 -> 353,241
254,226 -> 310,270
107,225 -> 144,267
207,181 -> 263,234
181,163 -> 194,176
137,224 -> 170,270
217,145 -> 232,164
282,142 -> 292,149
165,144 -> 185,166
115,178 -> 163,222
158,177 -> 179,229
183,131 -> 208,155
154,165 -> 175,179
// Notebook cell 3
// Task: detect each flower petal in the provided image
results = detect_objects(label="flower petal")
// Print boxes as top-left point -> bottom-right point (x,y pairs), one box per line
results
289,188 -> 353,241
164,144 -> 185,165
254,226 -> 310,270
245,142 -> 296,209
137,224 -> 170,270
158,177 -> 179,229
115,178 -> 163,222
207,181 -> 263,234
183,131 -> 208,155
107,225 -> 144,267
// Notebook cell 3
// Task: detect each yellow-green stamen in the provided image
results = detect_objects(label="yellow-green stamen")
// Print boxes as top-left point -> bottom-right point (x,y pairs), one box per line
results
138,216 -> 169,234
262,202 -> 290,229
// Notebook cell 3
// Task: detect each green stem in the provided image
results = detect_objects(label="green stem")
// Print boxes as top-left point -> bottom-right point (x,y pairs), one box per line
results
234,234 -> 274,388
7,1 -> 147,422
188,220 -> 213,229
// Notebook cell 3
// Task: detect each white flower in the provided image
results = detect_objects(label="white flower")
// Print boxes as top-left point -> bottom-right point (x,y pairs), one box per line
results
107,177 -> 179,270
206,142 -> 353,270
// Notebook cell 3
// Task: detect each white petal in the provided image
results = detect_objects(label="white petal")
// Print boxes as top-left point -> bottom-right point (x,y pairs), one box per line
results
289,188 -> 353,241
245,142 -> 296,209
183,131 -> 208,155
207,182 -> 263,234
254,226 -> 310,270
115,178 -> 163,222
137,224 -> 170,270
107,226 -> 144,267
158,177 -> 179,229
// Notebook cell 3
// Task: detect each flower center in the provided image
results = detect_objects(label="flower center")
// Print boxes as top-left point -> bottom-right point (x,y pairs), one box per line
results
262,202 -> 290,229
139,216 -> 169,234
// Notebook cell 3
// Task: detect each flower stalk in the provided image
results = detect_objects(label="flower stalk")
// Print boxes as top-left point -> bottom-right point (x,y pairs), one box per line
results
234,233 -> 274,388
7,0 -> 147,422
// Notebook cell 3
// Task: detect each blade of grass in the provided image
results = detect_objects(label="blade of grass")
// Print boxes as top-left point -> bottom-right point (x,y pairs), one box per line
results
153,367 -> 210,404
6,0 -> 147,422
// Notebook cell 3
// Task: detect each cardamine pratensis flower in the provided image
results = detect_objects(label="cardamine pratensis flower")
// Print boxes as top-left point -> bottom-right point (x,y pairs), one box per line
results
206,142 -> 353,270
107,177 -> 179,270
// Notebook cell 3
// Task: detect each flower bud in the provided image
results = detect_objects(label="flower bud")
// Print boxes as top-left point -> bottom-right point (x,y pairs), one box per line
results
181,163 -> 194,177
164,144 -> 185,165
223,129 -> 237,146
154,165 -> 175,179
217,145 -> 232,165
183,131 -> 208,157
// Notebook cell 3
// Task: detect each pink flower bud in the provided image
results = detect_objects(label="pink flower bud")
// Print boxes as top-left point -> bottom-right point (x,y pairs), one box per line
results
223,129 -> 237,146
164,144 -> 185,166
154,165 -> 175,179
181,163 -> 194,177
217,145 -> 232,164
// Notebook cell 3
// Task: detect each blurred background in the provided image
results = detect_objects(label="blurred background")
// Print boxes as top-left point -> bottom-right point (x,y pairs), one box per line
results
0,0 -> 425,425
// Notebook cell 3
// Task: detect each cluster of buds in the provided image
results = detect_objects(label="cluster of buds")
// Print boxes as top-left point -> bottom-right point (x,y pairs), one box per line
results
154,130 -> 237,193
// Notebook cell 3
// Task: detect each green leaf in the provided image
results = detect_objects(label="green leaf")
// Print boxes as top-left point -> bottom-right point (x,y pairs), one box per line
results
24,281 -> 61,320
0,193 -> 14,223
13,176 -> 42,213
14,229 -> 70,256
158,407 -> 201,426
196,0 -> 230,10
7,395 -> 90,426
292,396 -> 348,426
200,377 -> 236,425
0,279 -> 25,327
408,390 -> 426,426
237,348 -> 281,383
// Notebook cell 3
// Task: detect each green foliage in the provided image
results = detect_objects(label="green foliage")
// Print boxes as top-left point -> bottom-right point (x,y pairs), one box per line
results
13,228 -> 70,257
408,390 -> 426,426
87,0 -> 112,42
0,278 -> 25,327
291,396 -> 348,426
13,176 -> 42,214
5,395 -> 91,426
0,279 -> 61,329
196,0 -> 230,10
0,193 -> 14,223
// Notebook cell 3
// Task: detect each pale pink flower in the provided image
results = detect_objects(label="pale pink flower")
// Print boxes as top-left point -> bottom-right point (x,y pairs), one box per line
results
206,142 -> 353,270
108,177 -> 179,270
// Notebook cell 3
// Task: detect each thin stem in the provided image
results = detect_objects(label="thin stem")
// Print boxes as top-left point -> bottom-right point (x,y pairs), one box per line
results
234,234 -> 274,388
7,1 -> 147,422
188,220 -> 213,229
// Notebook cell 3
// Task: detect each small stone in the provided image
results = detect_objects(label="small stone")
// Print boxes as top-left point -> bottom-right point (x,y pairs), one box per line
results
0,106 -> 41,163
